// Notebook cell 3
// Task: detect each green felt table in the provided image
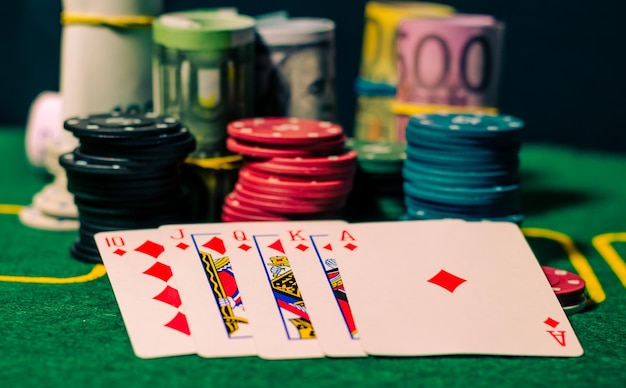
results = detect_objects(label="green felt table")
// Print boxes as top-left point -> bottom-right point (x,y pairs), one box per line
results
1,126 -> 625,387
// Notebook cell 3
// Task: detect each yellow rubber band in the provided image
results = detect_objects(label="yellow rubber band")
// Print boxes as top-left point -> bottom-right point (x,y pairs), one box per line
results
186,155 -> 243,170
61,12 -> 154,28
391,100 -> 499,116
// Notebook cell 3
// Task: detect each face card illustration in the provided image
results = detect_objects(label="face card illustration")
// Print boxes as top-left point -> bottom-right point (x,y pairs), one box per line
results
280,226 -> 366,357
158,224 -> 256,358
330,220 -> 584,357
215,221 -> 332,360
94,229 -> 195,359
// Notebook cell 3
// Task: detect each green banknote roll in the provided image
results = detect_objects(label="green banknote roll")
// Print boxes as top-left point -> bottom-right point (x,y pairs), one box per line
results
152,10 -> 256,158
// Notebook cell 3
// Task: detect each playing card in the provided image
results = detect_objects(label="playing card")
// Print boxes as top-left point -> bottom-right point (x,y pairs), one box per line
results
330,220 -> 584,357
94,229 -> 195,359
211,221 -> 348,360
279,224 -> 366,357
158,223 -> 256,358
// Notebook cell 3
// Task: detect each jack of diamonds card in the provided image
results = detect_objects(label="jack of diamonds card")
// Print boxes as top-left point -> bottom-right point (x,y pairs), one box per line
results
328,220 -> 584,357
158,224 -> 256,358
94,229 -> 195,359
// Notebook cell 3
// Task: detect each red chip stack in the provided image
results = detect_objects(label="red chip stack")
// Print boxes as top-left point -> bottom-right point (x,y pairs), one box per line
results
223,117 -> 357,221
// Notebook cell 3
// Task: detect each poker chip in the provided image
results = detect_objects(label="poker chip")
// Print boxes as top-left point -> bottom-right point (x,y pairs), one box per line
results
410,113 -> 524,134
244,159 -> 356,179
18,206 -> 80,231
227,117 -> 343,145
223,193 -> 291,221
60,112 -> 199,263
267,148 -> 359,168
401,113 -> 524,223
542,266 -> 587,314
64,112 -> 181,139
226,136 -> 346,158
222,117 -> 356,221
32,189 -> 78,219
239,166 -> 351,192
342,139 -> 406,222
348,138 -> 406,175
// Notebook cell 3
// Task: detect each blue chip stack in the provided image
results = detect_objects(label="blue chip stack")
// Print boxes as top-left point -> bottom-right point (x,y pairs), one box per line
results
401,113 -> 524,223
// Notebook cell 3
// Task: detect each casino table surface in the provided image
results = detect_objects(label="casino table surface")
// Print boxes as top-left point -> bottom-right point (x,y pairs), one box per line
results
1,125 -> 625,387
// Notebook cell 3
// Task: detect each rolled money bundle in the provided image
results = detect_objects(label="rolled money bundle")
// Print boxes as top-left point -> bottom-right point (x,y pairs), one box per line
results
354,78 -> 397,142
152,10 -> 256,158
21,0 -> 163,231
360,1 -> 454,86
256,18 -> 337,122
60,0 -> 162,150
396,14 -> 505,108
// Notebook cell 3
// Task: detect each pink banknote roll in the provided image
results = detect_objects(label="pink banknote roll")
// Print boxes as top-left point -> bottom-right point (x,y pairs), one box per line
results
396,14 -> 505,108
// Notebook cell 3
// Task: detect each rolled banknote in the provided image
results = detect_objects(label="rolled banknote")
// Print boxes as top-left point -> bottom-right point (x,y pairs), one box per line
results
59,0 -> 162,150
396,14 -> 505,108
152,10 -> 256,158
353,78 -> 397,142
256,18 -> 337,122
360,1 -> 454,86
23,0 -> 163,230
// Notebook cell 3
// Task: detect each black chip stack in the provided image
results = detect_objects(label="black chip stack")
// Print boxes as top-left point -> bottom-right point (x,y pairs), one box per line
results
60,112 -> 197,263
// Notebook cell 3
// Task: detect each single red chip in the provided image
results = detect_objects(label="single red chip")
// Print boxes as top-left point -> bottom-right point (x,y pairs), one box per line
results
542,266 -> 587,308
244,159 -> 356,180
226,137 -> 346,158
268,148 -> 358,168
222,193 -> 290,221
234,183 -> 347,206
233,185 -> 346,214
542,266 -> 586,295
229,191 -> 337,215
236,178 -> 352,199
228,117 -> 344,145
238,166 -> 353,193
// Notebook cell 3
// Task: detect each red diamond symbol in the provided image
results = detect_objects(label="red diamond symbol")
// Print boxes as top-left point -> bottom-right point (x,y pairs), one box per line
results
344,243 -> 357,251
296,244 -> 309,251
113,249 -> 126,256
323,243 -> 333,251
427,269 -> 467,293
203,236 -> 226,255
176,242 -> 189,250
153,285 -> 182,308
143,262 -> 173,282
268,239 -> 285,254
239,243 -> 252,251
134,240 -> 165,259
164,312 -> 191,336
544,317 -> 560,328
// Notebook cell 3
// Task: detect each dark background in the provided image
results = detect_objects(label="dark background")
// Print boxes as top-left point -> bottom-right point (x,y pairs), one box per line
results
1,0 -> 624,152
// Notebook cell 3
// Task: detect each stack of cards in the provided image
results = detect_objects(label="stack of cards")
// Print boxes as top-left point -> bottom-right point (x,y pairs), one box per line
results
94,220 -> 584,359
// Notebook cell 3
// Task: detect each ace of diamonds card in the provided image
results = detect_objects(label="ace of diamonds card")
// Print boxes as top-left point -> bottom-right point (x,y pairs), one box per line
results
325,220 -> 584,357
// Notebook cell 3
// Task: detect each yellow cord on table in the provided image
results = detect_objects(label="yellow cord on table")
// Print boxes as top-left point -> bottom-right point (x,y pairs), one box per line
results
592,233 -> 626,289
0,203 -> 107,284
522,227 -> 606,304
60,12 -> 154,28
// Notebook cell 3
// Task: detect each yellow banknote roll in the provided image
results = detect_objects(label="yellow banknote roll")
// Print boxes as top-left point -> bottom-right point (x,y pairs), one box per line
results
360,1 -> 454,85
